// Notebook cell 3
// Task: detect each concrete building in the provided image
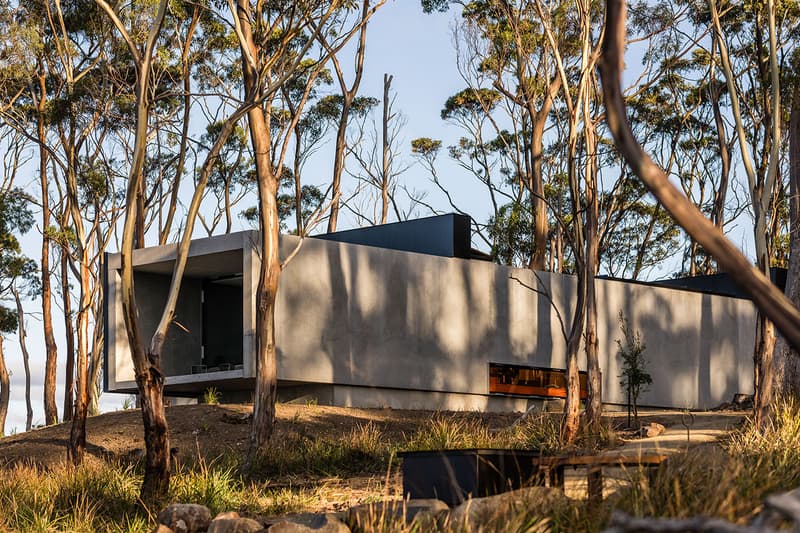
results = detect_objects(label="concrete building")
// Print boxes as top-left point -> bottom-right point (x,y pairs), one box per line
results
104,214 -> 757,411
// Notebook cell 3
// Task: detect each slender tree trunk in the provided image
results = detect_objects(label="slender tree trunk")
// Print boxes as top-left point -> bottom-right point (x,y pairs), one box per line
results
61,248 -> 75,422
380,73 -> 392,224
327,97 -> 352,233
0,337 -> 8,436
12,288 -> 33,431
68,249 -> 92,465
326,0 -> 369,232
159,6 -> 199,245
38,85 -> 59,426
94,0 -> 170,498
528,85 -> 557,271
563,271 -> 587,443
583,102 -> 602,428
246,108 -> 281,458
773,85 -> 800,397
293,127 -> 304,234
234,0 -> 282,463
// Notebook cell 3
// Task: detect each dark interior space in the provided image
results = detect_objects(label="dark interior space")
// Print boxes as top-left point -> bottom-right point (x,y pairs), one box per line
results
201,277 -> 244,371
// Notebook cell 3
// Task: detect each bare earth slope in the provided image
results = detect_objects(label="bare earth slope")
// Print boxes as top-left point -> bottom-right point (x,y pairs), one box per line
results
0,404 -> 520,468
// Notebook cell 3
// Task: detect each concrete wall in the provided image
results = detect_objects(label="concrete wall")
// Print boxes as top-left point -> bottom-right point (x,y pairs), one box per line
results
275,235 -> 755,410
106,230 -> 757,410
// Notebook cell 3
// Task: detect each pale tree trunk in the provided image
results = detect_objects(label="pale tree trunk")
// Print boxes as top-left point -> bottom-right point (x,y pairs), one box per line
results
752,0 -> 782,426
68,246 -> 92,465
771,84 -> 800,397
599,0 -> 800,358
94,0 -> 170,499
0,337 -> 8,435
235,0 -> 282,460
37,78 -> 58,426
528,82 -> 558,271
583,91 -> 602,428
326,0 -> 369,233
563,271 -> 587,443
159,6 -> 199,245
61,247 -> 75,422
88,317 -> 104,416
380,73 -> 392,224
12,287 -> 33,431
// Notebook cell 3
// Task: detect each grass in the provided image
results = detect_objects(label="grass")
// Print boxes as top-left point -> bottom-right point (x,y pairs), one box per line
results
13,405 -> 800,532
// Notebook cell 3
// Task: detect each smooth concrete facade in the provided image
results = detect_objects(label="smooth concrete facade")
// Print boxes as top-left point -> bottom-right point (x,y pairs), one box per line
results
105,230 -> 756,410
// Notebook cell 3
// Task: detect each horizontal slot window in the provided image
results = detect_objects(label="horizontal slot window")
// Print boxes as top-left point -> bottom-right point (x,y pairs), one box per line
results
489,363 -> 588,399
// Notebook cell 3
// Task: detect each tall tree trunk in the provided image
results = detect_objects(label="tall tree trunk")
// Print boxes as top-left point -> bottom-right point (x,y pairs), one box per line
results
68,250 -> 91,465
563,271 -> 587,443
326,0 -> 369,233
37,81 -> 59,426
12,287 -> 33,432
0,337 -> 8,436
528,83 -> 557,271
772,85 -> 800,397
94,0 -> 171,499
61,248 -> 75,422
583,99 -> 602,429
380,73 -> 392,224
233,0 -> 282,463
753,0 -> 782,427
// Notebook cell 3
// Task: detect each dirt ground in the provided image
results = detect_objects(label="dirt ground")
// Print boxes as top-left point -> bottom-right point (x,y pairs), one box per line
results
0,403 -> 521,468
0,404 -> 746,510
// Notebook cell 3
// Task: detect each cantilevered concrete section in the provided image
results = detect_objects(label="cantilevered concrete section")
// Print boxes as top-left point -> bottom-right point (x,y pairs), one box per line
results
104,214 -> 757,411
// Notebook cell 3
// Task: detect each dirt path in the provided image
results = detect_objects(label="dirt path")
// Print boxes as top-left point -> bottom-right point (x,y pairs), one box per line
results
561,410 -> 746,499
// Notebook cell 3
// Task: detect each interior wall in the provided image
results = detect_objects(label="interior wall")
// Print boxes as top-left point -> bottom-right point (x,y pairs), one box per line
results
203,280 -> 244,368
133,271 -> 203,376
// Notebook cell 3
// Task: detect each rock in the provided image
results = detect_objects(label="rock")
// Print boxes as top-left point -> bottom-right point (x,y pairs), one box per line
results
207,517 -> 265,533
151,526 -> 175,533
733,393 -> 754,410
215,511 -> 241,520
222,412 -> 252,424
157,504 -> 212,533
638,422 -> 666,438
267,513 -> 350,532
346,499 -> 447,528
447,487 -> 566,527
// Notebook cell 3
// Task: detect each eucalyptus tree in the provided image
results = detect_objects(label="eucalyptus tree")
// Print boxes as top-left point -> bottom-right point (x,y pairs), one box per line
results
0,182 -> 36,436
228,0 -> 385,465
0,1 -> 61,426
324,0 -> 372,233
600,0 -> 800,405
706,0 -> 799,424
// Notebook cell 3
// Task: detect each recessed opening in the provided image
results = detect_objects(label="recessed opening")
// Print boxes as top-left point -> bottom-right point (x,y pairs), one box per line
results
129,250 -> 245,377
489,363 -> 588,399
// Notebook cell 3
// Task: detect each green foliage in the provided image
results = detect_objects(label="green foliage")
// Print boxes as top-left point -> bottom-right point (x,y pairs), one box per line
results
616,312 -> 652,426
441,88 -> 502,120
201,387 -> 221,405
410,137 -> 442,159
488,202 -> 533,267
0,188 -> 36,335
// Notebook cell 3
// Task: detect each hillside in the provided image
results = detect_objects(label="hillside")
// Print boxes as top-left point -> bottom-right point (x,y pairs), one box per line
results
0,403 -> 521,468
